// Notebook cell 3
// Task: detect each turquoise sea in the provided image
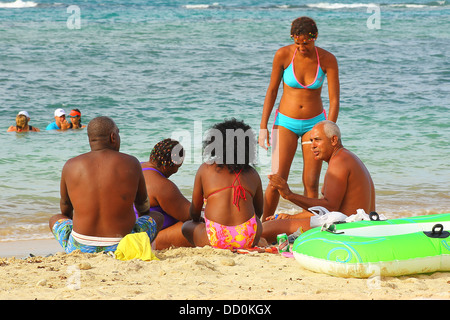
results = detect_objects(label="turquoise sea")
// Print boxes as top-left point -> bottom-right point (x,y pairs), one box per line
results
0,0 -> 449,242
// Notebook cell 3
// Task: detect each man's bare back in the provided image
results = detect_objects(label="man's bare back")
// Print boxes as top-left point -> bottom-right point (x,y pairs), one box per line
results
49,116 -> 163,245
61,149 -> 146,237
324,147 -> 375,215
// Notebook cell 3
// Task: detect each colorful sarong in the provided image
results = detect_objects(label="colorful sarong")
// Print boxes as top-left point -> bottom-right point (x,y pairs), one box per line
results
52,215 -> 157,253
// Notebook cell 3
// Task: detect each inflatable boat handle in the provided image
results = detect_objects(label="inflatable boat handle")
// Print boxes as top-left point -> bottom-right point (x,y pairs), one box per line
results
424,223 -> 450,239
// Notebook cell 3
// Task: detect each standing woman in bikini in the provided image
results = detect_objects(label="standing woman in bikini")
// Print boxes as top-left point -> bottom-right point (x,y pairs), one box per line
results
259,16 -> 340,221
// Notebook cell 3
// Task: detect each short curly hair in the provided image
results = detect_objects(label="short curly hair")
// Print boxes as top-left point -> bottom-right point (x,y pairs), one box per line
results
150,138 -> 184,167
290,16 -> 318,40
87,116 -> 116,140
202,118 -> 257,173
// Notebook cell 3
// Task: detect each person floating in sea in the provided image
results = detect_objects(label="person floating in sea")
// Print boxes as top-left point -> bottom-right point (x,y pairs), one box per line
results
139,138 -> 193,249
49,116 -> 164,253
68,108 -> 86,129
182,118 -> 265,249
259,16 -> 340,221
7,111 -> 40,132
261,120 -> 376,243
46,108 -> 71,131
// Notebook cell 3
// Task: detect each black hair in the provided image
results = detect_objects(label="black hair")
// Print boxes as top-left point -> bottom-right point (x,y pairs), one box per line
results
203,118 -> 257,173
71,108 -> 82,125
87,116 -> 116,140
290,16 -> 318,39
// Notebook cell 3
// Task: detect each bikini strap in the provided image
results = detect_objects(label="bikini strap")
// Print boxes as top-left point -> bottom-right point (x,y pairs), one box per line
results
142,166 -> 165,178
315,47 -> 321,68
291,47 -> 298,64
205,169 -> 248,211
231,169 -> 247,211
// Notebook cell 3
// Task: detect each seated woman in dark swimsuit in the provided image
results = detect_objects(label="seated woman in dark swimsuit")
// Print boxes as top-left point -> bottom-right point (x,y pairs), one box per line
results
137,138 -> 192,249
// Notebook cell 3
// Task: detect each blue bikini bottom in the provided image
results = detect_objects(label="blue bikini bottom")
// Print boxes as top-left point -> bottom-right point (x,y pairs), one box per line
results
273,109 -> 326,137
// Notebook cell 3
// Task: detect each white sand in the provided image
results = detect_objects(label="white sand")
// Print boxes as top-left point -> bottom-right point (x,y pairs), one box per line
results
0,239 -> 449,300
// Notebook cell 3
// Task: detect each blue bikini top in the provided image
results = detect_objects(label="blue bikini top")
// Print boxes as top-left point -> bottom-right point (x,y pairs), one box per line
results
283,47 -> 325,90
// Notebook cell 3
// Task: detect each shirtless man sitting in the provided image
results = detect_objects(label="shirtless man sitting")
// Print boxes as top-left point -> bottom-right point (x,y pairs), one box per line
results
49,116 -> 164,253
262,120 -> 375,242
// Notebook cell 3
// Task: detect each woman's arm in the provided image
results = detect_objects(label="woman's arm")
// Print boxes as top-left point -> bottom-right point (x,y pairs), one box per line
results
259,48 -> 286,149
324,52 -> 340,123
155,180 -> 191,221
189,165 -> 205,222
252,173 -> 264,219
60,164 -> 74,219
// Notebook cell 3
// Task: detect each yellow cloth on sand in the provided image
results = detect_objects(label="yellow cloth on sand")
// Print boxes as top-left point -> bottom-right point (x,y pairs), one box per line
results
114,232 -> 159,261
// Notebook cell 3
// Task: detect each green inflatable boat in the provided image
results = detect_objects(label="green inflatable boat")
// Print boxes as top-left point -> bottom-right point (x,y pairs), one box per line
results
292,212 -> 450,278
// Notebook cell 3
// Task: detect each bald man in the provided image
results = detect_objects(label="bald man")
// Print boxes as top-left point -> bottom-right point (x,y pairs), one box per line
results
262,120 -> 375,242
49,116 -> 163,253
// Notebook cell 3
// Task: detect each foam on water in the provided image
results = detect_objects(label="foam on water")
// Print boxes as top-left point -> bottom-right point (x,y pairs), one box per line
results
0,0 -> 37,8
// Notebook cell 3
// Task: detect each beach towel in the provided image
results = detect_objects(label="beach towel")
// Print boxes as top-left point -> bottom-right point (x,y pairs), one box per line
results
308,206 -> 348,228
345,208 -> 387,223
114,232 -> 159,261
231,246 -> 278,255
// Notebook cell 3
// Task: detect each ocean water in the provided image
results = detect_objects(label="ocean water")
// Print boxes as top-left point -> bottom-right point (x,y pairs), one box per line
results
0,0 -> 449,242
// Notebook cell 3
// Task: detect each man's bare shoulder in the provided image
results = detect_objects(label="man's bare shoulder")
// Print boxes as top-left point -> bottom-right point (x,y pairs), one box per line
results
333,149 -> 366,171
62,152 -> 88,168
64,150 -> 140,169
117,151 -> 140,161
328,149 -> 355,172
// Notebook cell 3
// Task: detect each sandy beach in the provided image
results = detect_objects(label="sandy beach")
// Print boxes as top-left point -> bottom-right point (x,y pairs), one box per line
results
0,239 -> 448,301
